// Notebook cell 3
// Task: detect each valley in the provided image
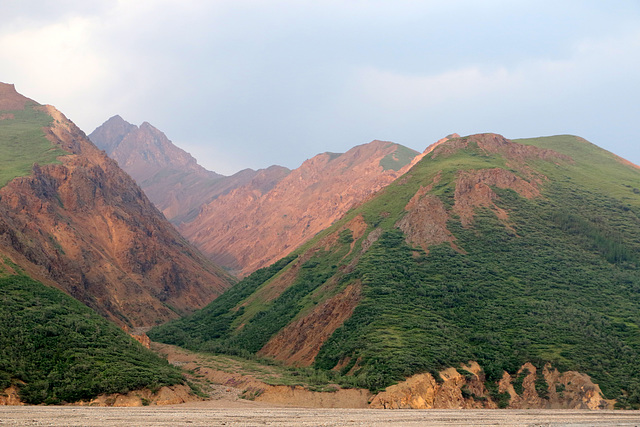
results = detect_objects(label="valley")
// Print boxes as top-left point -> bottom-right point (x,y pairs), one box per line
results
2,82 -> 640,415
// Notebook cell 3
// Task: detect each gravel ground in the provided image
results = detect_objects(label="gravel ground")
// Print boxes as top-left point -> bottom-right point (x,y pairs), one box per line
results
1,407 -> 640,426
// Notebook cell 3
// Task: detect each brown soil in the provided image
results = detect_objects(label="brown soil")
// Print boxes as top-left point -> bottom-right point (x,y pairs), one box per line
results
454,168 -> 540,227
397,180 -> 456,252
258,281 -> 362,366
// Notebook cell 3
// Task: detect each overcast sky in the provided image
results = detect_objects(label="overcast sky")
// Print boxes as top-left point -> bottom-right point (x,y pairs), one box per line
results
2,0 -> 639,175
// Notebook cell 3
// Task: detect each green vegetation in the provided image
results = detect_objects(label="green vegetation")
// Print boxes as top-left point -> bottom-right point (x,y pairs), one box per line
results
379,144 -> 418,171
149,255 -> 298,353
0,103 -> 68,187
535,370 -> 549,399
178,349 -> 343,392
485,381 -> 511,408
151,134 -> 640,403
513,369 -> 528,395
0,275 -> 183,404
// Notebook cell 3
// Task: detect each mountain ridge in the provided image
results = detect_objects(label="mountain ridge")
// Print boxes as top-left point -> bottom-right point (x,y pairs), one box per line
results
150,132 -> 640,408
179,139 -> 420,276
91,116 -> 421,276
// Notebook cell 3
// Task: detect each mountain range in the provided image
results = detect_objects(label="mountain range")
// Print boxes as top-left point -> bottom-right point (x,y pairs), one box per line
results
0,84 -> 233,328
2,81 -> 640,409
90,117 -> 421,276
150,132 -> 640,408
0,82 -> 238,404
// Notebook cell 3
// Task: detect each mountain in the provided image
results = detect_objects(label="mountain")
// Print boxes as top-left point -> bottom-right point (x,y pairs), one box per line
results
0,83 -> 234,328
90,116 -> 282,225
91,118 -> 419,277
150,133 -> 640,408
89,116 -> 228,224
179,141 -> 420,276
0,273 -> 184,404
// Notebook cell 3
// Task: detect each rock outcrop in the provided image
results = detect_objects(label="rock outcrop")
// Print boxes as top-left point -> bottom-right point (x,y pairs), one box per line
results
370,362 -> 611,410
76,385 -> 197,407
0,386 -> 23,406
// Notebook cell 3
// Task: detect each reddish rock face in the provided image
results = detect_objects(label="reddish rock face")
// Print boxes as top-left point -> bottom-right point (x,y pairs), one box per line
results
0,83 -> 32,110
180,140 -> 419,277
0,85 -> 234,327
90,116 -> 231,224
91,116 -> 292,225
91,115 -> 420,277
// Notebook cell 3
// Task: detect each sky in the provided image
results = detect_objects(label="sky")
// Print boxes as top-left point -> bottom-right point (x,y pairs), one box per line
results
1,0 -> 639,175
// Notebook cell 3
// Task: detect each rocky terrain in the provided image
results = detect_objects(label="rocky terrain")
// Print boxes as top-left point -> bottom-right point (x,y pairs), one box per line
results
0,83 -> 234,327
91,117 -> 423,276
180,140 -> 420,276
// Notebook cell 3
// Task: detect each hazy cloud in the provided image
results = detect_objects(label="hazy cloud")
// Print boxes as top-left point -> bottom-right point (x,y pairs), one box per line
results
1,0 -> 639,173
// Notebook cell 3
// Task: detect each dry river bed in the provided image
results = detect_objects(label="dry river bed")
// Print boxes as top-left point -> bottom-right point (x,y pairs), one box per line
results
1,405 -> 640,426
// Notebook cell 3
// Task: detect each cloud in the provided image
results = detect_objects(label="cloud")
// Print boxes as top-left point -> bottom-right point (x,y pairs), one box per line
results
1,1 -> 639,173
352,25 -> 640,114
0,15 -> 112,105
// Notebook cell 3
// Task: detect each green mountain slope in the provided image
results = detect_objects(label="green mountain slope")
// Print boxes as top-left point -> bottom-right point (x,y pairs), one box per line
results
0,101 -> 68,188
0,271 -> 183,404
150,133 -> 640,406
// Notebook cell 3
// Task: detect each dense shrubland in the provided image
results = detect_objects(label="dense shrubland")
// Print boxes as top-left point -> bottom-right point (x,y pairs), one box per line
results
150,135 -> 640,406
0,274 -> 183,404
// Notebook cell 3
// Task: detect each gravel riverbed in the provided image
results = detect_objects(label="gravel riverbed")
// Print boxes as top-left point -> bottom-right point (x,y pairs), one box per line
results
1,406 -> 640,426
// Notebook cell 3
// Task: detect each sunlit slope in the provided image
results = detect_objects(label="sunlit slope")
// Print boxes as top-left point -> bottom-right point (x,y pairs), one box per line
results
0,101 -> 68,187
151,133 -> 640,404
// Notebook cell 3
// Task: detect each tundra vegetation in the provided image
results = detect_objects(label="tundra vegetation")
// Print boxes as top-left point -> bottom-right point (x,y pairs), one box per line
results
0,102 -> 68,187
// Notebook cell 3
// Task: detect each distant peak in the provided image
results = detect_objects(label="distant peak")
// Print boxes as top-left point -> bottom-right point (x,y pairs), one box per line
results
0,82 -> 16,92
104,114 -> 133,126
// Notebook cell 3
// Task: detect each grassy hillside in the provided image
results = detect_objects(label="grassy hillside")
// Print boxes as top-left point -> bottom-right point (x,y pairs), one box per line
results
379,143 -> 419,171
0,271 -> 183,404
150,134 -> 640,406
0,102 -> 68,187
